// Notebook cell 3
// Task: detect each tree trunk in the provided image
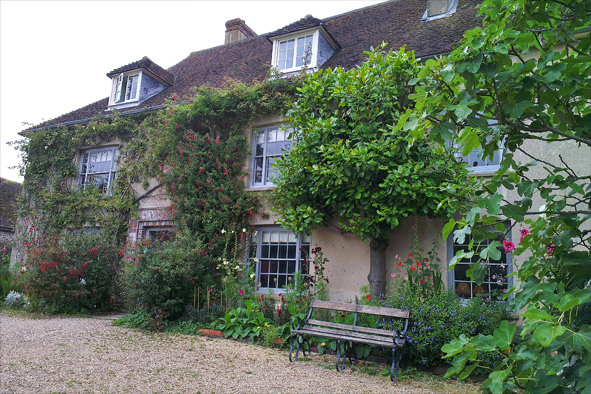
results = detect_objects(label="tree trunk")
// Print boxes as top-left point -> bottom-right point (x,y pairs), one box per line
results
368,238 -> 388,297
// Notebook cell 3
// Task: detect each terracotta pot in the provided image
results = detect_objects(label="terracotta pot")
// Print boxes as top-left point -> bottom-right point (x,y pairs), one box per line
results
199,329 -> 224,337
456,282 -> 470,295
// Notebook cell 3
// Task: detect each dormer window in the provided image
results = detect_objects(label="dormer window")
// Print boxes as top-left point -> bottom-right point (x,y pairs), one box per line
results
110,72 -> 141,105
271,28 -> 336,74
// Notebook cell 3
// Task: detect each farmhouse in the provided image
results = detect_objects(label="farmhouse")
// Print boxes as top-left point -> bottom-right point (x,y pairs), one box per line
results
21,0 -> 587,302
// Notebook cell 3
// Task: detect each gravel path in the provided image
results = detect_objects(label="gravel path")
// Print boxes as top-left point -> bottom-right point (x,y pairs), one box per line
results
1,314 -> 480,394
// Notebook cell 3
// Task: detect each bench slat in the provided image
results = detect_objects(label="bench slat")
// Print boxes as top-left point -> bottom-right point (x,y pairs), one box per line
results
310,300 -> 409,319
293,327 -> 405,348
306,319 -> 396,337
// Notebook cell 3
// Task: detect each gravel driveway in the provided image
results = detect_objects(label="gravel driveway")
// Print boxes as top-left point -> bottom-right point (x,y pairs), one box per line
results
1,313 -> 480,394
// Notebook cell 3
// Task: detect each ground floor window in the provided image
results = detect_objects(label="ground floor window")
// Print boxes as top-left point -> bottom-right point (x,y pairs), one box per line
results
250,227 -> 310,292
448,230 -> 512,299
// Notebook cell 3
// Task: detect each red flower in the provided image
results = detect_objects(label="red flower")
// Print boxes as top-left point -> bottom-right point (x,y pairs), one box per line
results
416,261 -> 421,266
502,240 -> 515,253
81,264 -> 87,269
411,266 -> 417,271
397,262 -> 402,267
366,294 -> 371,300
163,121 -> 168,125
408,253 -> 413,257
420,280 -> 424,284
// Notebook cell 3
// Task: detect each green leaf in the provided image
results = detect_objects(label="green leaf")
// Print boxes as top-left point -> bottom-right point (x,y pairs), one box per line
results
533,323 -> 567,346
471,335 -> 498,352
493,320 -> 516,348
442,219 -> 456,240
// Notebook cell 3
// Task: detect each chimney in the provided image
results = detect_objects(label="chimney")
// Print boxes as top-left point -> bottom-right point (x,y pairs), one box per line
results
225,18 -> 257,44
427,0 -> 451,17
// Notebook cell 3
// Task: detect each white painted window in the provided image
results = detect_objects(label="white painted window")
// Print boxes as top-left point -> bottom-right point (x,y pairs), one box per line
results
110,72 -> 141,105
78,147 -> 118,192
251,125 -> 293,187
272,30 -> 324,73
447,230 -> 512,299
249,228 -> 311,292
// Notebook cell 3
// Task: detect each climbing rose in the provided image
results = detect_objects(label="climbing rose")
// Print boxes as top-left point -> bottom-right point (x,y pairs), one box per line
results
366,294 -> 371,300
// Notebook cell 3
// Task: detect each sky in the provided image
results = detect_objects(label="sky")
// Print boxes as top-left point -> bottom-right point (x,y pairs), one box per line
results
0,0 -> 385,183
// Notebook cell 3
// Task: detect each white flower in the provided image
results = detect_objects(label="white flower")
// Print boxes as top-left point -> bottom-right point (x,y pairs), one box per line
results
235,265 -> 240,270
21,266 -> 27,272
221,229 -> 226,234
250,273 -> 255,279
253,258 -> 259,263
242,228 -> 246,233
80,278 -> 86,285
223,260 -> 229,265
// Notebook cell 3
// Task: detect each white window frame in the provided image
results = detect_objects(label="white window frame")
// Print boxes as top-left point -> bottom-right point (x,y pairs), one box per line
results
109,71 -> 142,105
78,147 -> 118,193
450,119 -> 504,174
271,29 -> 321,73
249,227 -> 311,293
250,124 -> 293,188
447,228 -> 513,300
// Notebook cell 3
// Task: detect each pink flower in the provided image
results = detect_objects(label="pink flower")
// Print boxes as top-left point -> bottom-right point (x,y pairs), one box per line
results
391,273 -> 396,278
547,244 -> 555,255
404,275 -> 409,281
239,289 -> 244,295
519,228 -> 530,242
503,239 -> 516,253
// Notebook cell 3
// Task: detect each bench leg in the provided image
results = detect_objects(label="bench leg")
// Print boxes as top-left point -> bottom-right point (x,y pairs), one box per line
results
289,333 -> 308,362
390,346 -> 404,381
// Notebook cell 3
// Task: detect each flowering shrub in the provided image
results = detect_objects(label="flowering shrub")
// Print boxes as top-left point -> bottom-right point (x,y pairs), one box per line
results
367,283 -> 508,368
22,234 -> 121,313
391,241 -> 444,298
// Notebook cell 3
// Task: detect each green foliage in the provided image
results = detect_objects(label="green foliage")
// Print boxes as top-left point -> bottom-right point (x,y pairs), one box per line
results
216,299 -> 272,340
402,0 -> 591,392
368,283 -> 508,369
120,232 -> 202,320
274,46 -> 474,243
22,233 -> 121,314
14,115 -> 145,242
4,291 -> 26,308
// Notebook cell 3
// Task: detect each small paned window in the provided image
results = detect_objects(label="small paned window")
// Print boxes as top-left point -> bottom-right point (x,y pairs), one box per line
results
110,72 -> 140,104
251,125 -> 293,187
249,228 -> 310,292
78,147 -> 118,192
448,230 -> 512,300
277,34 -> 313,70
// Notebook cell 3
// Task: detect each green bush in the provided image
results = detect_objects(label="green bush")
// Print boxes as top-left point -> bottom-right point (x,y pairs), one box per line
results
368,284 -> 508,368
120,231 -> 212,321
217,299 -> 272,340
22,234 -> 121,314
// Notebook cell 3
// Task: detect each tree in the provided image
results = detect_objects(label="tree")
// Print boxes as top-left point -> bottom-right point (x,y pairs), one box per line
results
400,0 -> 591,392
273,47 -> 475,296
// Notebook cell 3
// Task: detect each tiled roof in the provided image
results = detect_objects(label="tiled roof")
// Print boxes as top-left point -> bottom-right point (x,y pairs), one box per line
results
25,0 -> 481,133
106,56 -> 174,85
267,15 -> 324,37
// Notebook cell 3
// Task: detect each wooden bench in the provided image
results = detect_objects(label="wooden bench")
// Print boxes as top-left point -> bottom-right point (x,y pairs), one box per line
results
289,300 -> 409,381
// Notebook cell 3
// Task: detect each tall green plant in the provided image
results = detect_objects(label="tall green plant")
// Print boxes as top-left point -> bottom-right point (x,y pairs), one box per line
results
274,46 -> 476,296
401,0 -> 591,392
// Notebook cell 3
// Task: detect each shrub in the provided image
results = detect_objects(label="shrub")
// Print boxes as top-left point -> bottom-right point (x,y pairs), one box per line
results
120,231 -> 210,321
4,290 -> 26,308
22,234 -> 121,314
367,284 -> 508,368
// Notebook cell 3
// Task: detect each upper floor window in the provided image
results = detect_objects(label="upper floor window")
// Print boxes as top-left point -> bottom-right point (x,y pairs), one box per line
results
271,29 -> 335,74
251,125 -> 293,187
249,227 -> 310,292
452,143 -> 503,174
109,72 -> 141,105
78,147 -> 118,193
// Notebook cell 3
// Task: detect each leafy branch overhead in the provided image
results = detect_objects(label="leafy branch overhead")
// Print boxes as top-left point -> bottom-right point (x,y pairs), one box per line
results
401,0 -> 591,392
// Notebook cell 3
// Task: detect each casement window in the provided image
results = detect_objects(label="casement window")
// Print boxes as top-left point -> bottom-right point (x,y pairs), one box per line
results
451,119 -> 504,174
276,34 -> 314,70
271,29 -> 335,74
447,230 -> 512,299
109,72 -> 141,105
78,147 -> 118,192
249,228 -> 310,292
251,125 -> 293,187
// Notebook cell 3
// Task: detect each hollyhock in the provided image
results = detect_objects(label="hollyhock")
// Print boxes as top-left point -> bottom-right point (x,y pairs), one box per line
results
519,228 -> 530,242
503,239 -> 516,253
